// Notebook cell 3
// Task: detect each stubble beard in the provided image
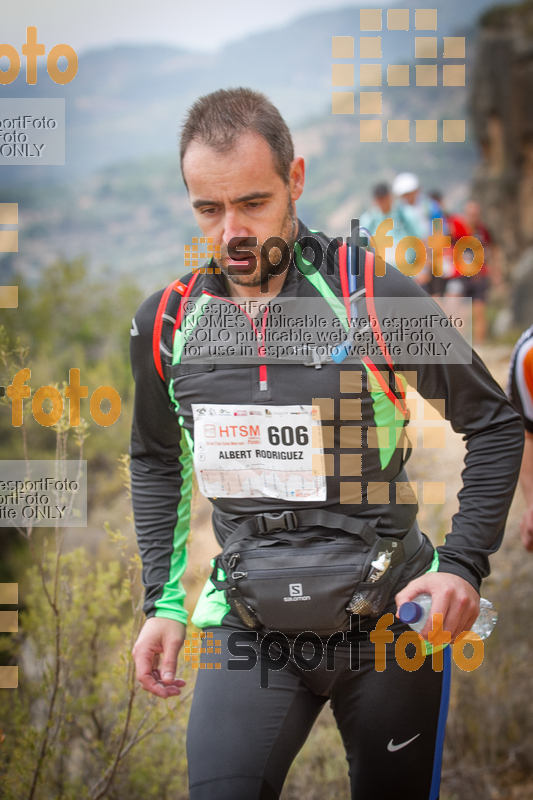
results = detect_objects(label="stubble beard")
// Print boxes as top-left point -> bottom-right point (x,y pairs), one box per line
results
218,198 -> 297,288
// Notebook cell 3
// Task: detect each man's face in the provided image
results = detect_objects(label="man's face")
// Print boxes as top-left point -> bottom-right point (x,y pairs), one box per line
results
182,132 -> 305,287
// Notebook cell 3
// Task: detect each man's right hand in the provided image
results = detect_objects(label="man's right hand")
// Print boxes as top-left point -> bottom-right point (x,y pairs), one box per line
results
132,616 -> 187,699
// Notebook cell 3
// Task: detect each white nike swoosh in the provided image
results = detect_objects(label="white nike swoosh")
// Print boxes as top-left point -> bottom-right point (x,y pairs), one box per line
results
387,734 -> 420,752
130,318 -> 139,336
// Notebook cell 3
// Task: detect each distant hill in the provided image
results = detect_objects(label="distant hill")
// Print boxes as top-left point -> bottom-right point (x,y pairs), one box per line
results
1,69 -> 474,293
0,0 -> 516,182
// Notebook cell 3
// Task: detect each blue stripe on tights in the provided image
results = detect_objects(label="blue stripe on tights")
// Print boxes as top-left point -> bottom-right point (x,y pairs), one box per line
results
429,645 -> 452,800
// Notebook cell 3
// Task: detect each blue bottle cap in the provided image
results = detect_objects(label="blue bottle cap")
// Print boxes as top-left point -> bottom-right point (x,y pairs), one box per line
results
399,601 -> 423,625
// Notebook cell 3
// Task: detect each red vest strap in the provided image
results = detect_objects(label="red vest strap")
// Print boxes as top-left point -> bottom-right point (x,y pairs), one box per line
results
152,277 -> 196,381
338,244 -> 351,321
173,272 -> 199,340
338,246 -> 407,416
153,280 -> 183,381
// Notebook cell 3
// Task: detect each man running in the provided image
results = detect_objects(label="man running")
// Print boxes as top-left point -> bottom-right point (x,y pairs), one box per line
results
130,88 -> 524,800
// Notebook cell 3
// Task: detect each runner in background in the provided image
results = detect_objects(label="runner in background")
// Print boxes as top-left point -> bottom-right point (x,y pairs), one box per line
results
359,181 -> 424,268
508,325 -> 533,551
459,201 -> 501,346
391,173 -> 431,290
426,191 -> 454,299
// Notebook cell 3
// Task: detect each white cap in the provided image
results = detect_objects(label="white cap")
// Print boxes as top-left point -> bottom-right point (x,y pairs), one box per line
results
392,172 -> 420,196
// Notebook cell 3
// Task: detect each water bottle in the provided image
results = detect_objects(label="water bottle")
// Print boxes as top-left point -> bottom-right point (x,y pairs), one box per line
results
398,594 -> 498,640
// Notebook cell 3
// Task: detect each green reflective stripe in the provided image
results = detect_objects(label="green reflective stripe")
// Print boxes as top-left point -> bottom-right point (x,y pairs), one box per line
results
421,549 -> 448,655
169,292 -> 230,629
173,294 -> 210,366
297,244 -> 407,468
169,377 -> 179,413
157,294 -> 205,621
363,366 -> 407,469
191,561 -> 231,629
426,549 -> 440,573
154,425 -> 193,624
295,242 -> 349,332
183,425 -> 194,453
423,639 -> 448,656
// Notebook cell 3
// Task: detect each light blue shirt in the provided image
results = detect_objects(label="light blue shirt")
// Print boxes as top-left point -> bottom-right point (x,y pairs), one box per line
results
360,201 -> 428,267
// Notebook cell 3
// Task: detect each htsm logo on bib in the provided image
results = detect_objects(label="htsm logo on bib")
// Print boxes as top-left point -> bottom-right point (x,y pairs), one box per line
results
283,583 -> 311,602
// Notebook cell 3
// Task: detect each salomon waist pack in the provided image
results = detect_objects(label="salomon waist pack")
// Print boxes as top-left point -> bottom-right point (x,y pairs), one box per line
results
210,508 -> 425,637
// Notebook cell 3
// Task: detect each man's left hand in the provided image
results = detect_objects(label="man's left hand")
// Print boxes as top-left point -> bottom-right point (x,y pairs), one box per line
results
395,572 -> 480,642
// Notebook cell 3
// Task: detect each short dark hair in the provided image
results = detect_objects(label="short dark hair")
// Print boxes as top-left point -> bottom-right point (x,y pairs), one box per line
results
373,182 -> 390,199
179,87 -> 295,186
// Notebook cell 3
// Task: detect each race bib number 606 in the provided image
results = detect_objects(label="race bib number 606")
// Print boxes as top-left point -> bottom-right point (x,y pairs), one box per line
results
191,404 -> 326,501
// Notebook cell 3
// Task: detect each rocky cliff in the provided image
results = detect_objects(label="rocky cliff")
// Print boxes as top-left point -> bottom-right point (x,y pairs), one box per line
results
471,0 -> 533,324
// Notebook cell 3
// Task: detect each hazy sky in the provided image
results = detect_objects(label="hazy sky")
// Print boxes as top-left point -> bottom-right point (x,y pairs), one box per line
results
5,0 -> 382,54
